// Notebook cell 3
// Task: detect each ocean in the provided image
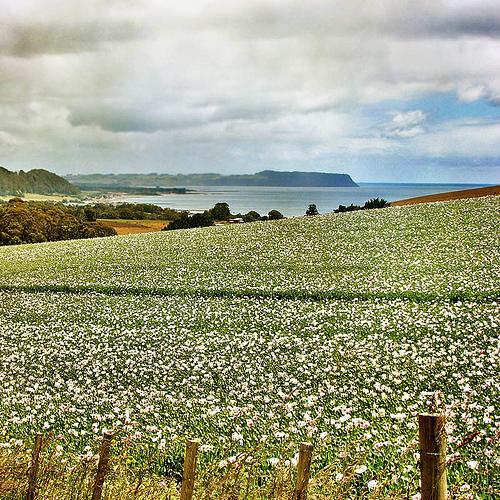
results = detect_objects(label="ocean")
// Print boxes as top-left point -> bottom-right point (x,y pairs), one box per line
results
115,183 -> 490,217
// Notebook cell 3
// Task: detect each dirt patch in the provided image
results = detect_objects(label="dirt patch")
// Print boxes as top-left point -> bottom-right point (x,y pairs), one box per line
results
391,185 -> 500,206
98,219 -> 167,235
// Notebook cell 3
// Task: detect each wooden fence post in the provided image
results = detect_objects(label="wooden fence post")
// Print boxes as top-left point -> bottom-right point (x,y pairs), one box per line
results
92,432 -> 113,500
180,439 -> 200,500
293,442 -> 313,500
25,432 -> 43,500
418,414 -> 447,500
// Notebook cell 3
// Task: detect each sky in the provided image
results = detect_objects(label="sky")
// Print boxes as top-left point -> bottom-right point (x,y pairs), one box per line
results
1,0 -> 500,183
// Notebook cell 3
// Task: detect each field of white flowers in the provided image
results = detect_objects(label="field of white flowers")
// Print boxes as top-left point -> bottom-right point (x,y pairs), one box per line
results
0,197 -> 498,498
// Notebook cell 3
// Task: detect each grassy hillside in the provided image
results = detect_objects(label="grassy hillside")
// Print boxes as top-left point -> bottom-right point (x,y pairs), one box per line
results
0,197 -> 498,498
0,196 -> 497,299
0,166 -> 80,196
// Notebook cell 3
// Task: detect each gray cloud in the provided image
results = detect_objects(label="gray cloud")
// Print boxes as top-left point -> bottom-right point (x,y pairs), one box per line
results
0,21 -> 145,57
200,1 -> 500,40
68,97 -> 301,133
69,104 -> 206,133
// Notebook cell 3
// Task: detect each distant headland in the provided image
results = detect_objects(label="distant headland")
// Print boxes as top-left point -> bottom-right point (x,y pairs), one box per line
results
66,170 -> 359,188
0,166 -> 80,196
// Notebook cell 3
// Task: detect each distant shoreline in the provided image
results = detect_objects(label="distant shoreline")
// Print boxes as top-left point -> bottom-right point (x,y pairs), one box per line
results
66,170 -> 359,188
391,185 -> 500,206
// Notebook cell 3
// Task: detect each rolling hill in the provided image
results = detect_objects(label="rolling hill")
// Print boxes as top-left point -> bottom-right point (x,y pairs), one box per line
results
0,196 -> 498,497
0,166 -> 80,196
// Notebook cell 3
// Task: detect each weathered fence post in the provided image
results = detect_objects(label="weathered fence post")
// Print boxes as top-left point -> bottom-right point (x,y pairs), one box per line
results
25,432 -> 43,500
293,442 -> 313,500
418,414 -> 447,500
92,432 -> 113,500
180,438 -> 200,500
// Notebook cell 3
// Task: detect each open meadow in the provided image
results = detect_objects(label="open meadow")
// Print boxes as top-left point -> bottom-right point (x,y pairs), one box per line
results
0,197 -> 498,499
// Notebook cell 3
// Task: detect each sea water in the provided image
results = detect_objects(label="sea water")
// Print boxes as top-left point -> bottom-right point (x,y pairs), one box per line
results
116,183 -> 490,217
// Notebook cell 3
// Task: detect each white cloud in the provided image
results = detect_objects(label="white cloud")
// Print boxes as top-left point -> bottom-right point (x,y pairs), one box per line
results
457,81 -> 500,104
392,111 -> 426,128
382,110 -> 427,139
413,119 -> 500,158
457,84 -> 488,103
0,130 -> 22,150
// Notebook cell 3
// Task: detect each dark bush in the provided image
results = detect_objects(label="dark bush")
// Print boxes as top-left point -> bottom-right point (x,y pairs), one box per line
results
209,202 -> 231,221
83,207 -> 97,222
164,211 -> 214,231
268,210 -> 284,220
305,204 -> 319,216
243,210 -> 261,222
165,214 -> 190,230
363,198 -> 389,209
189,211 -> 214,228
335,198 -> 389,213
335,204 -> 362,213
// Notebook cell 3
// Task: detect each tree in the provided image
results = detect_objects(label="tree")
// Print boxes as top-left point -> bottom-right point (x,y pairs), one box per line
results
243,210 -> 261,222
189,211 -> 214,228
0,199 -> 116,246
305,204 -> 319,216
334,198 -> 389,213
268,210 -> 284,220
83,207 -> 97,222
334,203 -> 361,213
209,202 -> 231,221
164,211 -> 214,231
164,213 -> 190,230
363,198 -> 389,209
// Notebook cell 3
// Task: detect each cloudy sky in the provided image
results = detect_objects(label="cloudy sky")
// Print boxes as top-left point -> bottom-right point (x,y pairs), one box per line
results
1,0 -> 499,183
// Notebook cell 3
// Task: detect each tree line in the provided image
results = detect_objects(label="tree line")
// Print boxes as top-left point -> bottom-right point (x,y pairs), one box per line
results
333,197 -> 389,213
303,199 -> 388,217
0,199 -> 116,246
165,203 -> 284,231
75,203 -> 184,222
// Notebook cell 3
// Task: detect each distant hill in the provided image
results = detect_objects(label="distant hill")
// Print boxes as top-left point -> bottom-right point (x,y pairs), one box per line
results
391,185 -> 499,206
0,167 -> 80,196
67,170 -> 359,188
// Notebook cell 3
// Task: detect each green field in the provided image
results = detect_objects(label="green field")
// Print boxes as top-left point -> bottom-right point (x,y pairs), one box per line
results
0,197 -> 498,498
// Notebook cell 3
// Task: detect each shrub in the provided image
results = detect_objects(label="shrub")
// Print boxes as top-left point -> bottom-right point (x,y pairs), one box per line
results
334,204 -> 362,213
305,204 -> 319,216
243,211 -> 261,222
268,210 -> 284,220
209,202 -> 231,221
164,211 -> 214,231
363,198 -> 389,209
335,198 -> 389,213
